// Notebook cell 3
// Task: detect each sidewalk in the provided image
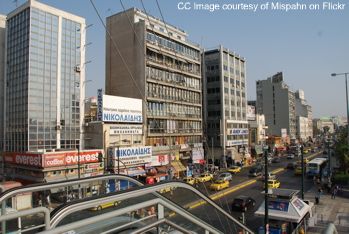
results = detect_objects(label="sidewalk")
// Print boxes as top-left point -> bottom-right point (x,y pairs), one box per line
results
305,187 -> 349,234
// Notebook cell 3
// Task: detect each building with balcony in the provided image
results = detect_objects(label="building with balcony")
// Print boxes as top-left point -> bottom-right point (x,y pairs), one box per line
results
203,46 -> 248,165
105,8 -> 203,164
4,0 -> 86,152
256,72 -> 296,139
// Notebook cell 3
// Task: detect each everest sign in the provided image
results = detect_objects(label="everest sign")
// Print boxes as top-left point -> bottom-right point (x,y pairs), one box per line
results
4,150 -> 102,168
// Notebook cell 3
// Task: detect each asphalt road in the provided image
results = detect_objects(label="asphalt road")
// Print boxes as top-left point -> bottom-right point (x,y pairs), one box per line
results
3,151 -> 323,234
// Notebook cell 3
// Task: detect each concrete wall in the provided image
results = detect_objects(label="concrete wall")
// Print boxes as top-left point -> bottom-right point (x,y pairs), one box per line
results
105,9 -> 145,100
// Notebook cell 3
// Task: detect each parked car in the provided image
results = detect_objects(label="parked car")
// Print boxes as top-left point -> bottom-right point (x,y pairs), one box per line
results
216,172 -> 233,181
209,180 -> 229,191
287,154 -> 295,159
227,166 -> 241,174
231,196 -> 256,212
195,172 -> 213,183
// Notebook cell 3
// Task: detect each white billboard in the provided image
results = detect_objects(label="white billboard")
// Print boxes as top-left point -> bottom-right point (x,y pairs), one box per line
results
247,105 -> 256,121
97,92 -> 143,123
281,128 -> 287,138
108,146 -> 152,167
227,128 -> 249,136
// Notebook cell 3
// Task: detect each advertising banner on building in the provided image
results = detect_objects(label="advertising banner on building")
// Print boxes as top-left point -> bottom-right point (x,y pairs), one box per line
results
109,146 -> 152,167
247,105 -> 256,120
99,94 -> 143,123
227,128 -> 249,136
109,125 -> 143,135
145,155 -> 169,167
226,139 -> 249,146
4,150 -> 103,168
281,128 -> 287,138
192,147 -> 204,163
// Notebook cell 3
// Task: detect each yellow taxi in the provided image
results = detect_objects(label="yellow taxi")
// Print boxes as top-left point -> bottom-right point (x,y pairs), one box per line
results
209,180 -> 229,191
297,158 -> 309,165
227,166 -> 241,174
159,186 -> 174,194
302,149 -> 309,154
294,166 -> 302,175
195,172 -> 213,183
183,177 -> 196,185
267,179 -> 280,189
90,200 -> 121,211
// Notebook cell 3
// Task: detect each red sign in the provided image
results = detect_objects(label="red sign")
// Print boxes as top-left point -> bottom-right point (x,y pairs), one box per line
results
4,150 -> 103,168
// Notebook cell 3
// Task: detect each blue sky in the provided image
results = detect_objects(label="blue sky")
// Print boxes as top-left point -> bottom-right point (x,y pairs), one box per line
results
1,0 -> 348,118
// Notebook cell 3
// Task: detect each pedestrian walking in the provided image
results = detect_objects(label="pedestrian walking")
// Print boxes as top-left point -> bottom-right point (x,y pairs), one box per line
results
331,185 -> 339,199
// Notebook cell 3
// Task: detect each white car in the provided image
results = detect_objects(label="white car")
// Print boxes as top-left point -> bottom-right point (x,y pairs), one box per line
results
287,154 -> 295,159
216,172 -> 233,181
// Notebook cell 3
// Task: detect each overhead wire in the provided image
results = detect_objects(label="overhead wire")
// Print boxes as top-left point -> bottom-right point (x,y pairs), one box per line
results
151,0 -> 234,232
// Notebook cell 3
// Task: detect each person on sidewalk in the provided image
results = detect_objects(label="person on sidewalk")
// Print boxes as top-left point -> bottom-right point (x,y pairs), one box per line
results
315,188 -> 322,204
331,185 -> 339,199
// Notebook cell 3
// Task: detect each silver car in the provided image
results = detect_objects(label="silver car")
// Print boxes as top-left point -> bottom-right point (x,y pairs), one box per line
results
216,172 -> 233,181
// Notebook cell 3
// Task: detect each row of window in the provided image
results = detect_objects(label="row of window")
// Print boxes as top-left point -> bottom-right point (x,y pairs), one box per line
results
148,118 -> 201,134
147,83 -> 201,105
147,50 -> 200,76
147,101 -> 201,119
146,67 -> 200,90
146,32 -> 200,60
146,136 -> 202,147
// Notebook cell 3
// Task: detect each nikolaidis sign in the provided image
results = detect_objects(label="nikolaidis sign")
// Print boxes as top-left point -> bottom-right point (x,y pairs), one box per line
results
4,150 -> 103,168
97,91 -> 143,123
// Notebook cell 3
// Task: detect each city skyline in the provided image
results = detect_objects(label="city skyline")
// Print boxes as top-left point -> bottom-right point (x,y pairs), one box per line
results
1,0 -> 348,118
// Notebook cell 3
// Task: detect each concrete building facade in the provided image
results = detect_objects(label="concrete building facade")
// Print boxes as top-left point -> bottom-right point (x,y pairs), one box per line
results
105,8 -> 203,162
256,72 -> 296,138
295,89 -> 313,141
4,0 -> 86,152
203,46 -> 248,164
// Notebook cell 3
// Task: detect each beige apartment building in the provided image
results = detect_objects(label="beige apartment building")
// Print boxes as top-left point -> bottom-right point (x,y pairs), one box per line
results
105,8 -> 203,164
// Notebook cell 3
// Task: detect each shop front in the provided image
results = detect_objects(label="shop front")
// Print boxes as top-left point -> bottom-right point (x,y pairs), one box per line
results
255,189 -> 313,234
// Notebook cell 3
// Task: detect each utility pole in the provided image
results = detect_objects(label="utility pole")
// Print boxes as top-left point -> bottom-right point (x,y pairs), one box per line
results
211,137 -> 214,164
264,146 -> 269,233
301,145 -> 304,200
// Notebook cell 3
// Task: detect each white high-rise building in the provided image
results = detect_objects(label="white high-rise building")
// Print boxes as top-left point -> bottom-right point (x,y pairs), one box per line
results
203,46 -> 248,164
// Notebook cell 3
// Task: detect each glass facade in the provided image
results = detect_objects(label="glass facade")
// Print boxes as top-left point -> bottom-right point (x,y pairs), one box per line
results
5,8 -> 30,152
60,18 -> 81,149
5,6 -> 83,152
28,8 -> 58,151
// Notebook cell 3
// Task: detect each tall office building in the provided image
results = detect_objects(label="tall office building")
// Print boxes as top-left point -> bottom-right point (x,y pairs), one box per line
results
256,72 -> 296,138
0,15 -> 6,153
295,90 -> 313,141
5,0 -> 86,152
106,8 -> 203,161
203,46 -> 248,163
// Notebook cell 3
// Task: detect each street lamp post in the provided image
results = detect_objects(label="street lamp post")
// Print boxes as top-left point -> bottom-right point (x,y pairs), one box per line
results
300,145 -> 304,200
263,145 -> 269,233
331,72 -> 349,149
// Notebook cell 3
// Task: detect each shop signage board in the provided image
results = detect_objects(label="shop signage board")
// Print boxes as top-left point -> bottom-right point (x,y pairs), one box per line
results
226,139 -> 248,146
109,125 -> 143,135
109,146 -> 152,167
227,128 -> 249,136
146,155 -> 169,167
4,150 -> 103,168
247,105 -> 256,120
98,93 -> 143,123
192,148 -> 204,163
